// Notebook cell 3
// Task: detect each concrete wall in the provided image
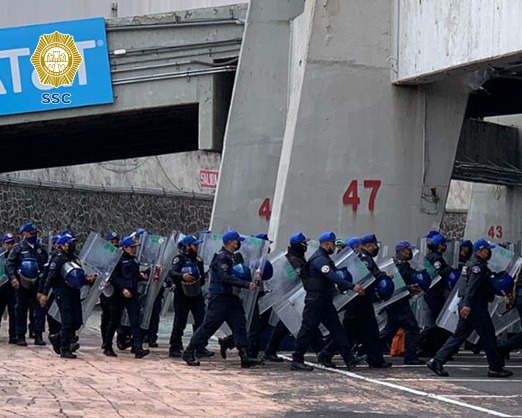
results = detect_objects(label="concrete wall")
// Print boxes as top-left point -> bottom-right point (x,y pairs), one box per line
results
267,0 -> 469,249
0,180 -> 213,242
0,0 -> 247,27
210,0 -> 305,235
446,180 -> 472,212
3,151 -> 221,195
393,0 -> 522,83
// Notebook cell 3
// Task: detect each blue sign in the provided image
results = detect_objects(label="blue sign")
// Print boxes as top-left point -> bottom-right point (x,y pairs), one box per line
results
0,17 -> 113,117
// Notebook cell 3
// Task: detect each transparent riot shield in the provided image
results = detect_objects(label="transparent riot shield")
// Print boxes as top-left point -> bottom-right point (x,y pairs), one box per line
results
198,233 -> 224,269
332,250 -> 376,311
238,236 -> 270,331
373,258 -> 410,314
435,283 -> 462,333
140,232 -> 179,329
49,232 -> 122,324
272,286 -> 306,337
412,295 -> 431,330
489,245 -> 516,273
121,232 -> 166,327
161,233 -> 186,317
0,249 -> 7,288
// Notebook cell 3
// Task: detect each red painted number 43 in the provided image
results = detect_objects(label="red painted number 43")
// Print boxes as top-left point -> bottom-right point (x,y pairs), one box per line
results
343,179 -> 381,212
487,225 -> 503,239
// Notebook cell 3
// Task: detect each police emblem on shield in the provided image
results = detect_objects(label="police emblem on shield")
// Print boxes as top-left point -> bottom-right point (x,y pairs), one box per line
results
30,31 -> 83,88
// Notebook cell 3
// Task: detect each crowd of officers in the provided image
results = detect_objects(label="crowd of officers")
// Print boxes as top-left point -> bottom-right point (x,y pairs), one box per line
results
0,222 -> 518,378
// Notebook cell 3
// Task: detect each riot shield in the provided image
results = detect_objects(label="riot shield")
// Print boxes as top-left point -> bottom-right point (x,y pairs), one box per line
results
435,283 -> 462,333
121,232 -> 166,327
332,250 -> 375,311
161,233 -> 186,317
373,258 -> 410,314
412,295 -> 431,330
489,245 -> 516,273
49,232 -> 122,324
272,286 -> 306,337
198,233 -> 225,269
237,236 -> 270,332
140,232 -> 179,329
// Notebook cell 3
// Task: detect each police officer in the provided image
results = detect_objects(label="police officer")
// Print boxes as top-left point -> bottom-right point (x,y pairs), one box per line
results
458,240 -> 473,271
167,235 -> 213,358
291,231 -> 364,371
421,234 -> 454,355
0,233 -> 17,344
103,236 -> 150,358
427,239 -> 513,378
38,234 -> 94,358
380,240 -> 424,365
40,234 -> 63,337
343,233 -> 391,368
100,232 -> 119,350
6,222 -> 48,346
345,237 -> 361,254
182,230 -> 260,368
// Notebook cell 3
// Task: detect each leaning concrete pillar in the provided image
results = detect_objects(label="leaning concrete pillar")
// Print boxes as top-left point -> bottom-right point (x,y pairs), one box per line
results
210,0 -> 305,235
268,0 -> 469,249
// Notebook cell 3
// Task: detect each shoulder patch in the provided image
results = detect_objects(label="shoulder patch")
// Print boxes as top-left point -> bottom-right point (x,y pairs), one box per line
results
37,248 -> 42,254
220,264 -> 229,271
49,262 -> 57,270
172,257 -> 180,264
433,261 -> 441,269
321,265 -> 330,274
472,266 -> 481,274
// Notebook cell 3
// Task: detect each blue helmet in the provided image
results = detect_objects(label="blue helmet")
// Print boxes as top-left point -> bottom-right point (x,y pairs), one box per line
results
260,260 -> 274,281
373,277 -> 395,302
492,273 -> 514,296
336,267 -> 353,283
18,258 -> 40,289
446,269 -> 461,290
181,263 -> 201,280
62,261 -> 87,289
412,270 -> 431,292
232,263 -> 252,281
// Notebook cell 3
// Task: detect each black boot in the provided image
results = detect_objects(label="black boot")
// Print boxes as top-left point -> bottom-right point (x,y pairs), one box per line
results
48,333 -> 61,354
103,347 -> 118,357
290,361 -> 314,371
427,358 -> 449,377
263,352 -> 284,363
238,348 -> 261,369
60,350 -> 77,359
134,348 -> 150,359
169,347 -> 183,358
182,345 -> 200,366
16,335 -> 27,347
196,348 -> 215,358
34,333 -> 46,346
342,354 -> 366,370
317,352 -> 337,368
218,338 -> 228,359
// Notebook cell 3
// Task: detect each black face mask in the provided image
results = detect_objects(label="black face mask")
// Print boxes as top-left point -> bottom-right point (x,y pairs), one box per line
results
371,246 -> 380,257
235,241 -> 242,252
404,249 -> 413,261
485,250 -> 492,261
67,244 -> 76,254
187,245 -> 197,254
291,244 -> 306,255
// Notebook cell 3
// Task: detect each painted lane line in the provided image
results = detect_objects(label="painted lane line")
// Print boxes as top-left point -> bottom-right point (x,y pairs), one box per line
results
444,395 -> 522,399
379,378 -> 522,382
280,355 -> 516,418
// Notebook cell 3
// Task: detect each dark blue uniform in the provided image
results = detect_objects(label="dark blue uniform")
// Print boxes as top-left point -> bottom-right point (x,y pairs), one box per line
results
433,255 -> 504,372
0,249 -> 16,342
380,257 -> 421,363
167,251 -> 206,353
187,247 -> 251,351
292,247 -> 357,367
41,249 -> 83,353
104,252 -> 146,353
327,248 -> 386,366
6,239 -> 48,341
421,250 -> 453,354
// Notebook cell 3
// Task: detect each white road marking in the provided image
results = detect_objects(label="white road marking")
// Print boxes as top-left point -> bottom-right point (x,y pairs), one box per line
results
380,378 -> 522,383
280,355 -> 518,418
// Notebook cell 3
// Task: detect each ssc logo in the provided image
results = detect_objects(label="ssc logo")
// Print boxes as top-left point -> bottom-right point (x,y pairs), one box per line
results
433,261 -> 441,269
30,31 -> 83,88
321,265 -> 330,274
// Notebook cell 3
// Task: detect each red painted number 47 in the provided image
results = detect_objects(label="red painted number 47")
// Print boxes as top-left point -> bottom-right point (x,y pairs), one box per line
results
343,180 -> 381,212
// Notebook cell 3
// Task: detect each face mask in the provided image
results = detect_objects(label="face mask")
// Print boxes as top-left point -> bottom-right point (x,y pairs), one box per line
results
235,241 -> 242,251
485,250 -> 492,261
326,246 -> 335,255
27,235 -> 38,245
372,246 -> 380,257
404,250 -> 413,261
67,244 -> 76,254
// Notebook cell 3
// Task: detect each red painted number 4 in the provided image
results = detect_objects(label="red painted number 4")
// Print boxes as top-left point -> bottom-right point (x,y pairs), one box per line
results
487,225 -> 503,239
343,179 -> 381,212
258,198 -> 272,221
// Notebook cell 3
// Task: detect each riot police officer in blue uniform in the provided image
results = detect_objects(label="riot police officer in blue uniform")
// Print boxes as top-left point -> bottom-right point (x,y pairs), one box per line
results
167,235 -> 213,358
103,236 -> 150,359
427,239 -> 513,378
182,230 -> 260,368
291,231 -> 365,371
0,233 -> 17,344
39,234 -> 94,358
6,222 -> 48,346
347,233 -> 392,368
421,234 -> 454,356
380,240 -> 424,365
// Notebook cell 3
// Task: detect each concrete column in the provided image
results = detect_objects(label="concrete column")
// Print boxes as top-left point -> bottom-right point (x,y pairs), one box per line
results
268,0 -> 469,250
210,0 -> 305,235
